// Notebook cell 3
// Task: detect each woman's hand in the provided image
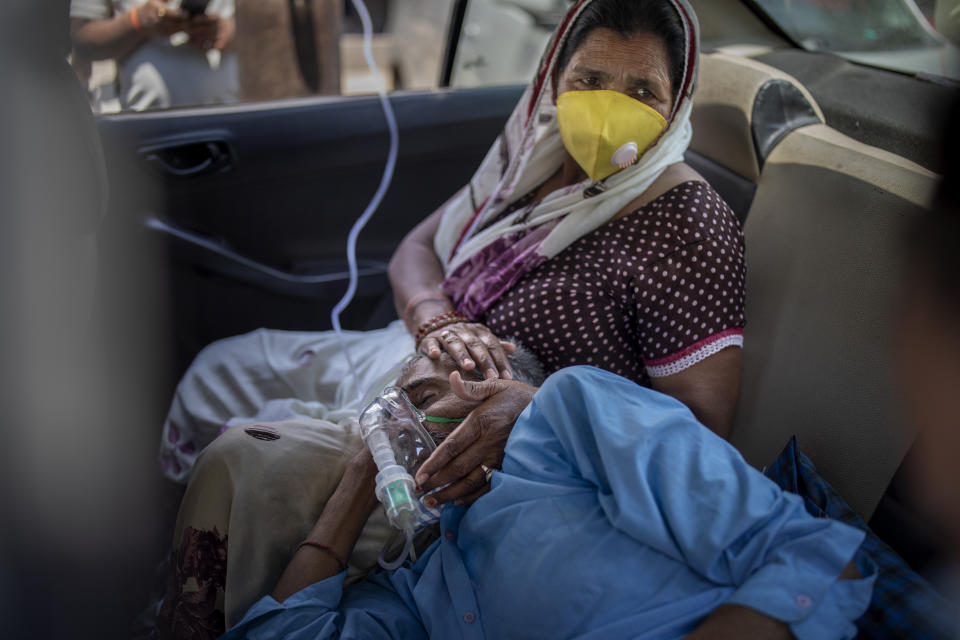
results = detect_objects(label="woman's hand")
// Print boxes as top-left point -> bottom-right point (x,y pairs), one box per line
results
389,205 -> 519,379
415,372 -> 537,506
420,322 -> 517,380
387,204 -> 515,379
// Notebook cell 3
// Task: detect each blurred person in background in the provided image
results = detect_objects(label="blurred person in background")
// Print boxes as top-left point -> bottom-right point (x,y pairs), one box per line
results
70,0 -> 238,111
2,1 -> 170,638
234,0 -> 340,100
897,98 -> 960,593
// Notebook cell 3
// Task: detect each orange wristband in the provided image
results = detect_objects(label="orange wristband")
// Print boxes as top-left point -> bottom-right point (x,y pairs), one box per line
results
128,6 -> 144,35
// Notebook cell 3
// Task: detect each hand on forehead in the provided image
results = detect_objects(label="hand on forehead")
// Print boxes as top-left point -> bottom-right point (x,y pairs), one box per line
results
396,353 -> 485,418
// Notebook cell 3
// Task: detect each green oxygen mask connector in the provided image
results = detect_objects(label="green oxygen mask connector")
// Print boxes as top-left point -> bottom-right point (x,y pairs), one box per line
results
359,386 -> 443,568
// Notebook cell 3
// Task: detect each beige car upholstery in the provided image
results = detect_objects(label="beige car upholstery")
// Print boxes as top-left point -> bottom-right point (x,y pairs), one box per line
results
732,124 -> 938,520
692,53 -> 824,183
689,52 -> 939,520
686,53 -> 822,221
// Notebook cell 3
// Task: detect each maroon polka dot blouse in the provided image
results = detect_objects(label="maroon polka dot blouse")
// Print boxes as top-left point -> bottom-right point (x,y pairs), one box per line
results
480,180 -> 745,386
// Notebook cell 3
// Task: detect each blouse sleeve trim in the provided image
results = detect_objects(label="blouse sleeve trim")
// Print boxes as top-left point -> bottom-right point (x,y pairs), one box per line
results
645,329 -> 743,378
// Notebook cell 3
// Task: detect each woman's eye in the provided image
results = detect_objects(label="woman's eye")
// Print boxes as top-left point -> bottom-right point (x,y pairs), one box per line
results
635,87 -> 653,100
579,76 -> 599,88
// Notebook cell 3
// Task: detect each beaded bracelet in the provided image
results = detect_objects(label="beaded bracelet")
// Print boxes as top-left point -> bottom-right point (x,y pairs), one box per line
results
296,540 -> 346,572
402,291 -> 450,331
414,310 -> 469,348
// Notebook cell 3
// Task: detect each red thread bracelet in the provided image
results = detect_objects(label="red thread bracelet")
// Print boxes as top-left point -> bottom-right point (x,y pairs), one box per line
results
296,540 -> 346,572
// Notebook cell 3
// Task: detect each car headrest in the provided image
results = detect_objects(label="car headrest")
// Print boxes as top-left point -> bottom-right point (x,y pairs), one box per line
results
2,0 -> 105,235
691,52 -> 824,182
9,58 -> 109,236
3,0 -> 72,60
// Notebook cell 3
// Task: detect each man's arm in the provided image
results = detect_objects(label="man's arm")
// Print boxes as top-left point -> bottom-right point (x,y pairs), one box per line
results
684,605 -> 792,640
222,448 -> 429,639
683,561 -> 862,639
71,1 -> 187,61
272,449 -> 379,601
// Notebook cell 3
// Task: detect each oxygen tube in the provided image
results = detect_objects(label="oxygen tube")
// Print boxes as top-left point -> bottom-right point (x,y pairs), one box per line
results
330,0 -> 400,408
327,0 -> 442,570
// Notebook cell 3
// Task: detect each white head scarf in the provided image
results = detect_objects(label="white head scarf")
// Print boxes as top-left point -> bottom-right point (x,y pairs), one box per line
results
435,0 -> 701,319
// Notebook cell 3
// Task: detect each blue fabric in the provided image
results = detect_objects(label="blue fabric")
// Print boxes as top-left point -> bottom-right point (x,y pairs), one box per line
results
223,366 -> 875,640
764,436 -> 958,639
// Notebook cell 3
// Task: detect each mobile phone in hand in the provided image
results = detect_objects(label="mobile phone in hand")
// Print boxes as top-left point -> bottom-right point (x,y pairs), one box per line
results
180,0 -> 210,16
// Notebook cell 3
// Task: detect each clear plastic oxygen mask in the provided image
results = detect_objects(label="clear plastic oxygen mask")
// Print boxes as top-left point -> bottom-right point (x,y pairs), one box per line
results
359,386 -> 441,569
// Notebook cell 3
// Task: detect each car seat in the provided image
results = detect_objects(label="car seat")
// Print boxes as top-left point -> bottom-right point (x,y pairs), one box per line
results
689,52 -> 939,520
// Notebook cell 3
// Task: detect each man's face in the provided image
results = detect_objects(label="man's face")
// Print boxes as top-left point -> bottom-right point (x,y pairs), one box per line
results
396,353 -> 485,443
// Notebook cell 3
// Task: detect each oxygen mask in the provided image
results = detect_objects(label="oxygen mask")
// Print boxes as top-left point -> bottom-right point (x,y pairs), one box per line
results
359,386 -> 437,529
359,386 -> 462,568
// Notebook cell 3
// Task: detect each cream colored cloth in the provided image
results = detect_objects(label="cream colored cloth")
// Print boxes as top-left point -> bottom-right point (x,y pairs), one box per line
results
162,320 -> 426,630
173,415 -> 435,629
160,320 -> 414,483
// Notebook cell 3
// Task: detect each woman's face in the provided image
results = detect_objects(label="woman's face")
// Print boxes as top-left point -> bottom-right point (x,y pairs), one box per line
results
556,27 -> 675,121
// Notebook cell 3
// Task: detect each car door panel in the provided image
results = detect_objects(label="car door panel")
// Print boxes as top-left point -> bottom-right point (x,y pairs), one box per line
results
95,85 -> 524,370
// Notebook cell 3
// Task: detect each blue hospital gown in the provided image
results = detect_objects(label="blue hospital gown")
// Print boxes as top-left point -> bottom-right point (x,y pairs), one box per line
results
223,366 -> 876,639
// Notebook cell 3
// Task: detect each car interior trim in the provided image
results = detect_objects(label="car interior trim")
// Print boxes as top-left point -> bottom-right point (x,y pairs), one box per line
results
751,79 -> 820,169
683,149 -> 756,223
690,53 -> 823,183
767,124 -> 937,208
146,216 -> 389,299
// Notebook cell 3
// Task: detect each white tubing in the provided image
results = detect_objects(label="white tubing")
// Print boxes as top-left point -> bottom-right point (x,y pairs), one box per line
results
331,0 -> 400,406
408,529 -> 418,563
378,527 -> 416,570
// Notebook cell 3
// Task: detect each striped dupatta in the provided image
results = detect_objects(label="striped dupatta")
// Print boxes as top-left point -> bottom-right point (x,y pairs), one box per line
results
434,0 -> 701,320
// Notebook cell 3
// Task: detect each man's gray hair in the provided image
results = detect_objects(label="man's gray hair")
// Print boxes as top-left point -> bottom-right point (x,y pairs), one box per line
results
506,341 -> 546,386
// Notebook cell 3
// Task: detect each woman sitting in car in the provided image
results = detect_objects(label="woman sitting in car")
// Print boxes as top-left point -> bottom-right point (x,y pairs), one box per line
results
158,0 -> 755,634
160,0 -> 746,506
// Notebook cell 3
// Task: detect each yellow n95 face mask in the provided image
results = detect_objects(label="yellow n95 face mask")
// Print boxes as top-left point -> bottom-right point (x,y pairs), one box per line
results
556,89 -> 668,182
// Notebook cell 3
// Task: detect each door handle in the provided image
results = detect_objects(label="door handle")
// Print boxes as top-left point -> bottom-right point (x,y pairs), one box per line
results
143,139 -> 233,178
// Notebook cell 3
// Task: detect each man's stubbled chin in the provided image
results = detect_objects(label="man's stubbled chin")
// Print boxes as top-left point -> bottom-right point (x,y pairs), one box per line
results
427,430 -> 449,445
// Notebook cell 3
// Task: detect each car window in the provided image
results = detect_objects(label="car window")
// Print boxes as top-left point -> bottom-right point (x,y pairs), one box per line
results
751,0 -> 960,80
443,0 -> 960,87
448,0 -> 569,88
69,0 -> 454,114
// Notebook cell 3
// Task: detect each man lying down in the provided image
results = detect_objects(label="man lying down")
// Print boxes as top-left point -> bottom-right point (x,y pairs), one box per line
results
197,352 -> 876,639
